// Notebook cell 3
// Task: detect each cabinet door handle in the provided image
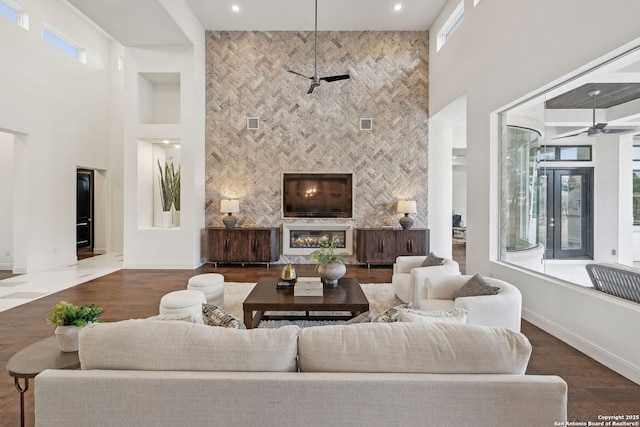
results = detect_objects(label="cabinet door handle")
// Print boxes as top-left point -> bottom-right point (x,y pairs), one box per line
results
380,239 -> 384,253
224,238 -> 229,251
407,239 -> 412,253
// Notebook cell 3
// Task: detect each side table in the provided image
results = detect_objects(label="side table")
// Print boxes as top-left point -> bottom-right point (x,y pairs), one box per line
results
6,335 -> 80,427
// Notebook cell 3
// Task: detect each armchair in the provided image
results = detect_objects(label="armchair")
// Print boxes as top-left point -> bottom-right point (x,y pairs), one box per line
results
418,275 -> 522,331
392,255 -> 461,306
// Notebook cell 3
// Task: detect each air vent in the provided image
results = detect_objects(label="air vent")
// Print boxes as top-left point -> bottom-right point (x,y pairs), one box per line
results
360,118 -> 372,131
247,117 -> 259,130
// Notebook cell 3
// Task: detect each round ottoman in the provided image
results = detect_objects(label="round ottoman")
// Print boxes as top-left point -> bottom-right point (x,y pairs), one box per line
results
159,289 -> 206,316
187,273 -> 225,306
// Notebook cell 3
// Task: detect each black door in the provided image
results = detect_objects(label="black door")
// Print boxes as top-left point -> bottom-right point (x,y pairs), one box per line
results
538,168 -> 593,259
76,170 -> 93,251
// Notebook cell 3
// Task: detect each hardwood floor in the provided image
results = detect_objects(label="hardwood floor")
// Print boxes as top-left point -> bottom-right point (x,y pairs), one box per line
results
0,263 -> 638,426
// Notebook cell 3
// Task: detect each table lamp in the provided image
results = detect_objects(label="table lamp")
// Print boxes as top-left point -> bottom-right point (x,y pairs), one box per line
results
220,199 -> 240,229
397,200 -> 417,229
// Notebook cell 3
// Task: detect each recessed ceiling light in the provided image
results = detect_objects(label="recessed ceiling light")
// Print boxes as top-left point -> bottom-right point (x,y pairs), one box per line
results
393,3 -> 403,12
162,139 -> 170,144
231,4 -> 240,13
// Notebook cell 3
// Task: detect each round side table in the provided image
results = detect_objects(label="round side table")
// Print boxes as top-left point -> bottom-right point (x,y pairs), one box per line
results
6,335 -> 80,427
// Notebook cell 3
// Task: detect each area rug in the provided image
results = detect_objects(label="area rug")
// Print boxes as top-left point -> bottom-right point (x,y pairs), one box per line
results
222,282 -> 402,328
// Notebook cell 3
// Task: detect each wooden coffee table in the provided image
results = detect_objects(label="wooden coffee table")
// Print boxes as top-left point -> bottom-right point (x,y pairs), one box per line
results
243,277 -> 369,328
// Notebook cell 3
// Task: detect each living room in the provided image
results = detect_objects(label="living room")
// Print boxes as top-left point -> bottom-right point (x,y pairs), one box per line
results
1,0 -> 639,424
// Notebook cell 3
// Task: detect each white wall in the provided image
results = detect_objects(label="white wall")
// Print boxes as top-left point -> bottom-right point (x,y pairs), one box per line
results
122,0 -> 205,269
430,0 -> 640,383
0,132 -> 13,269
0,0 -> 120,273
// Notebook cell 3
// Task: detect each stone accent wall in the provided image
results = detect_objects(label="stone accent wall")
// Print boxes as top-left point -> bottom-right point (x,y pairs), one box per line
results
205,31 -> 428,262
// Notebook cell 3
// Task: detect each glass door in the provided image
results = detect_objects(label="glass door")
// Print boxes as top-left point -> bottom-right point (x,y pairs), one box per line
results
539,168 -> 593,259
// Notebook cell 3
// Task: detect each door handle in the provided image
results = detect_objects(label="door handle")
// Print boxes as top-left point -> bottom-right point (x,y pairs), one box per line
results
549,218 -> 555,227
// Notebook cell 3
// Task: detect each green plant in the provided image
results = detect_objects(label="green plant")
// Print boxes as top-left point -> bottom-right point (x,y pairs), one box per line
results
172,165 -> 181,211
157,160 -> 176,212
46,300 -> 104,327
308,234 -> 349,269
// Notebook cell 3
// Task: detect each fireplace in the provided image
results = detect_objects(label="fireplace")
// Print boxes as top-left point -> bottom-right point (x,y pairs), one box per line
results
282,224 -> 353,256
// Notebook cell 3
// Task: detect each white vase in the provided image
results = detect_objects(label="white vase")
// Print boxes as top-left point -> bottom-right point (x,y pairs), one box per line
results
172,210 -> 180,227
161,211 -> 172,228
318,262 -> 346,286
54,325 -> 82,352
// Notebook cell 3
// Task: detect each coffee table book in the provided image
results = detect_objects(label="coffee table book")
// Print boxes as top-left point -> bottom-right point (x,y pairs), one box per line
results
294,277 -> 323,296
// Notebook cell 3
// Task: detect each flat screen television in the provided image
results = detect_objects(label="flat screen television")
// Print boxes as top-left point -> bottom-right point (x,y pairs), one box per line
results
282,173 -> 353,218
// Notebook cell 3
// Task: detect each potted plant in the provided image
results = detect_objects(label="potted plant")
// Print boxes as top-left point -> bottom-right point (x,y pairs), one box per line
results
172,165 -> 181,226
46,301 -> 104,352
158,160 -> 175,228
308,234 -> 350,286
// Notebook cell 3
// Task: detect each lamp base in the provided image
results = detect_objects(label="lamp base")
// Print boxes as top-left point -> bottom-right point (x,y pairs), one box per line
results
223,214 -> 237,229
399,214 -> 414,230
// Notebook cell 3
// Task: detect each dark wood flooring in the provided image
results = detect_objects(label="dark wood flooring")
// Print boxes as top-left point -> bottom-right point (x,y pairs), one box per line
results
0,261 -> 638,426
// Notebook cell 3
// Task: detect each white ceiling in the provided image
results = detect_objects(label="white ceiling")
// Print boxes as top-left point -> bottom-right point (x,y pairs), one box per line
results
66,0 -> 448,47
185,0 -> 448,32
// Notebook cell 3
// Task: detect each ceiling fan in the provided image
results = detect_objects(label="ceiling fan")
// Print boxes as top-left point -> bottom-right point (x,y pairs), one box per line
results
288,0 -> 350,94
553,89 -> 637,139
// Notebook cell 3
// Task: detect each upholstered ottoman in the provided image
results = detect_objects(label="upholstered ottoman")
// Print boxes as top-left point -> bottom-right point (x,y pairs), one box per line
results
159,290 -> 206,316
187,273 -> 225,306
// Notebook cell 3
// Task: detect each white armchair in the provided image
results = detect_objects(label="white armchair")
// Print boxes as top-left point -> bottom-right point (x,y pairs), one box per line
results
418,275 -> 522,331
392,255 -> 461,307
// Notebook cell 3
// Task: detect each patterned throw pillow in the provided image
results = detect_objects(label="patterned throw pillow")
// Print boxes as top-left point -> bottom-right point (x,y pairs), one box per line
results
372,303 -> 412,322
453,273 -> 500,299
202,304 -> 246,329
345,311 -> 373,324
399,307 -> 468,324
420,252 -> 445,267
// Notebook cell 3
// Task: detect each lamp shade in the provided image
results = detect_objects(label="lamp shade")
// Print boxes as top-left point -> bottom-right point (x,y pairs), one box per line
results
397,200 -> 417,214
220,199 -> 240,213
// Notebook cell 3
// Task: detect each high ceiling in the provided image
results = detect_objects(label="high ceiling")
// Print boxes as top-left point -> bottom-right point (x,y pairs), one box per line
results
66,0 -> 449,48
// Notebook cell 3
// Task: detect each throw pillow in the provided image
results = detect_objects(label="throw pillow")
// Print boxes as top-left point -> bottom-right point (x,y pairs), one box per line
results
453,273 -> 500,299
202,304 -> 246,329
372,303 -> 412,323
420,252 -> 445,267
399,308 -> 468,324
345,311 -> 373,324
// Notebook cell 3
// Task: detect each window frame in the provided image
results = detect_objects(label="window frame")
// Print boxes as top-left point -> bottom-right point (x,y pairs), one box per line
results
437,1 -> 464,52
42,25 -> 86,64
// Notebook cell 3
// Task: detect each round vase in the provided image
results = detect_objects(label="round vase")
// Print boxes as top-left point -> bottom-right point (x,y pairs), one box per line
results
318,262 -> 346,286
54,325 -> 82,352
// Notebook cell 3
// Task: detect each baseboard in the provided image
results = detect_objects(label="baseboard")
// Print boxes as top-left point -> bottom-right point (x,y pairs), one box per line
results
522,308 -> 640,385
0,263 -> 12,271
122,263 -> 197,270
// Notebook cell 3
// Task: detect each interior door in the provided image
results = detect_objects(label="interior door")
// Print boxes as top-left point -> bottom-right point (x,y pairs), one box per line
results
539,168 -> 593,259
76,169 -> 94,251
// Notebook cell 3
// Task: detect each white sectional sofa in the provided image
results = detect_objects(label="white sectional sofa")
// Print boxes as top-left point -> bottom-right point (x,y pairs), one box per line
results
35,319 -> 567,427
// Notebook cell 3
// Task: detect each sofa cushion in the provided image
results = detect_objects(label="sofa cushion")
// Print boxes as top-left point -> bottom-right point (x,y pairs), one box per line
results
454,273 -> 500,299
298,322 -> 531,374
79,320 -> 299,372
202,304 -> 245,329
399,307 -> 468,324
421,252 -> 445,267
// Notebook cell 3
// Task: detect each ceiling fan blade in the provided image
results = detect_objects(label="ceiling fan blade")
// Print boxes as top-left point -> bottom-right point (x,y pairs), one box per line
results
551,129 -> 588,140
320,74 -> 350,82
601,127 -> 637,134
288,70 -> 312,80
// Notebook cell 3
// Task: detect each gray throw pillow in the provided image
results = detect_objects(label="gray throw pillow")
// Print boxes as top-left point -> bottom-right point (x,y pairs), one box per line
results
453,274 -> 500,299
345,311 -> 373,324
202,304 -> 246,329
421,252 -> 445,267
372,303 -> 412,322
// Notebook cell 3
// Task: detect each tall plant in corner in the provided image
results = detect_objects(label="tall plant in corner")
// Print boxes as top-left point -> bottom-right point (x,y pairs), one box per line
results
158,160 -> 175,212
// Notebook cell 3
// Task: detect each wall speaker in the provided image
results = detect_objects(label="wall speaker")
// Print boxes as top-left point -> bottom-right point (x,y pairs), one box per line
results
360,118 -> 372,131
247,117 -> 259,130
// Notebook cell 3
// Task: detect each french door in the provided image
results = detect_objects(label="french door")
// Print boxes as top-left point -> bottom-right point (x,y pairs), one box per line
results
538,168 -> 593,259
76,169 -> 94,251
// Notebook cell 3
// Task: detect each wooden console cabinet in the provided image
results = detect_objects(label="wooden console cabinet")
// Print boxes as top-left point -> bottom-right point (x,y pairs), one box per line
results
356,228 -> 429,266
206,227 -> 279,266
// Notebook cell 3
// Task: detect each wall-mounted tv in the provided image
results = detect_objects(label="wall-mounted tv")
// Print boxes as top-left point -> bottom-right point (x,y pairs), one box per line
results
282,173 -> 353,218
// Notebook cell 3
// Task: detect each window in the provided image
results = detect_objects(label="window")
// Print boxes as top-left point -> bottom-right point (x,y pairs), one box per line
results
537,145 -> 592,162
0,0 -> 28,29
43,27 -> 86,63
437,1 -> 464,51
633,145 -> 640,161
634,171 -> 640,225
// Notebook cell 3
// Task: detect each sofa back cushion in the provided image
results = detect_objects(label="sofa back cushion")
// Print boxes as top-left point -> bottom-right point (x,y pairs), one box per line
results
298,322 -> 531,374
79,320 -> 300,372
